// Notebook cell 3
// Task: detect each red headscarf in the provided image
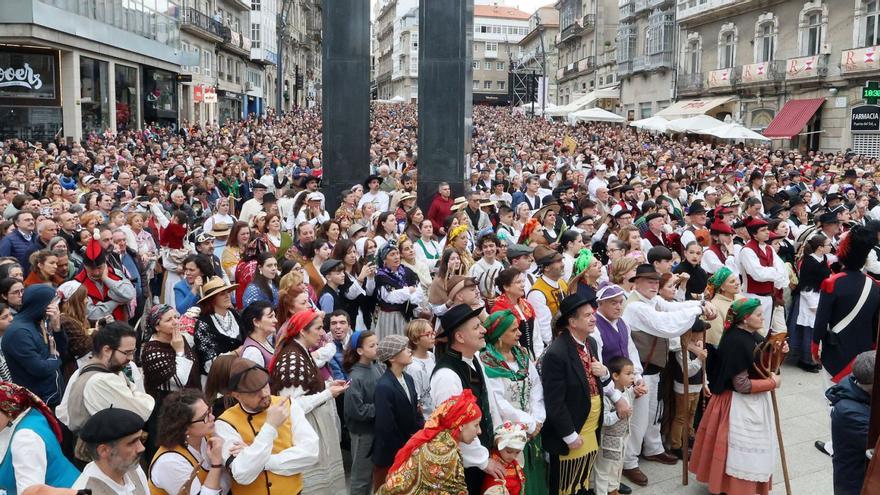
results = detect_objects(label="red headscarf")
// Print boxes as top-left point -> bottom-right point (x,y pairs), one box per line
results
269,309 -> 321,373
387,390 -> 482,474
0,381 -> 63,443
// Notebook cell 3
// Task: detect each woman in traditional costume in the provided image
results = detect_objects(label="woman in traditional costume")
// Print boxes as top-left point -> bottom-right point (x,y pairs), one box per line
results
491,268 -> 539,359
480,310 -> 547,495
269,309 -> 349,494
377,389 -> 483,495
689,297 -> 784,495
703,267 -> 742,348
372,242 -> 425,340
567,248 -> 602,301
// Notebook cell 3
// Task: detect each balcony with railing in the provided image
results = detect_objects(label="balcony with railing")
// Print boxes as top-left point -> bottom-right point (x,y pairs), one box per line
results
619,1 -> 635,21
559,19 -> 584,43
737,60 -> 786,85
647,50 -> 674,69
677,72 -> 704,94
677,0 -> 742,23
786,53 -> 829,81
582,14 -> 596,31
618,60 -> 633,76
181,7 -> 224,42
632,55 -> 646,72
227,0 -> 250,12
634,0 -> 648,14
648,0 -> 672,8
220,25 -> 252,57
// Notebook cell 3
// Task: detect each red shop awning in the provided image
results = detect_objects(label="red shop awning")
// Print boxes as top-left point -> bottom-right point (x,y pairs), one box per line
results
763,97 -> 825,139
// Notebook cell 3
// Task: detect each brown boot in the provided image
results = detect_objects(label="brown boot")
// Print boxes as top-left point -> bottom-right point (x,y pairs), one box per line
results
622,467 -> 648,486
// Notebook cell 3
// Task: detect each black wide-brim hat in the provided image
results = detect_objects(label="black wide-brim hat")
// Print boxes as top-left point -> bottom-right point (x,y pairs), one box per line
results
628,263 -> 662,282
438,304 -> 484,341
363,174 -> 383,189
557,293 -> 597,329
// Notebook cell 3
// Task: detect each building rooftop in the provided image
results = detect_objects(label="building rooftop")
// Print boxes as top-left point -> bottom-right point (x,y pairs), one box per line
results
474,4 -> 531,20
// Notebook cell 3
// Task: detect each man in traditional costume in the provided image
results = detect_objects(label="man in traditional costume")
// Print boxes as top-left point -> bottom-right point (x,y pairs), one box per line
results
431,304 -> 506,494
812,225 -> 880,457
378,390 -> 483,495
700,220 -> 740,277
215,357 -> 319,495
737,216 -> 788,335
72,408 -> 150,495
620,264 -> 714,487
527,245 -> 568,351
541,292 -> 607,495
689,298 -> 783,495
75,234 -> 136,325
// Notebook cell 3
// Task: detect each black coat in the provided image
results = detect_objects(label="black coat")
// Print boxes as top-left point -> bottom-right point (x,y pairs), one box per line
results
540,332 -> 604,456
372,369 -> 425,468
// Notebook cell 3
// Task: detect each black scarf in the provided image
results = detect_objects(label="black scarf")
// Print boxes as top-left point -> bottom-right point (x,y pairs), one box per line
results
674,260 -> 708,300
707,327 -> 764,394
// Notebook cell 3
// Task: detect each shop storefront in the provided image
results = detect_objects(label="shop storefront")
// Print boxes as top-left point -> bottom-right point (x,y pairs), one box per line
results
143,67 -> 178,128
0,46 -> 62,142
218,90 -> 242,123
115,64 -> 138,131
80,56 -> 110,134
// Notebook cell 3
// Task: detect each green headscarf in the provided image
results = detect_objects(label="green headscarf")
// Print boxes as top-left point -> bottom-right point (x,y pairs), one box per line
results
481,310 -> 529,382
709,267 -> 733,290
724,297 -> 762,332
572,248 -> 594,277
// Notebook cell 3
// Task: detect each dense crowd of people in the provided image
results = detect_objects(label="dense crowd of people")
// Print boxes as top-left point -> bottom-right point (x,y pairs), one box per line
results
0,103 -> 877,495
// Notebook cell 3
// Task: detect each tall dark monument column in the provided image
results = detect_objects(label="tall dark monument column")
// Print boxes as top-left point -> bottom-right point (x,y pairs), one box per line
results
322,0 -> 370,213
418,0 -> 473,207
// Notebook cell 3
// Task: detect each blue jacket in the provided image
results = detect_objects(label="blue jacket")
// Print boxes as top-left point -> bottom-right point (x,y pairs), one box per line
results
328,339 -> 347,381
174,279 -> 199,315
2,285 -> 67,406
372,369 -> 423,467
0,229 -> 37,274
827,375 -> 871,495
0,409 -> 80,494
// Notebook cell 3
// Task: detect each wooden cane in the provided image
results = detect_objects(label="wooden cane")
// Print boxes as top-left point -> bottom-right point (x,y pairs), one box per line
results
681,346 -> 690,486
756,333 -> 792,495
770,388 -> 792,495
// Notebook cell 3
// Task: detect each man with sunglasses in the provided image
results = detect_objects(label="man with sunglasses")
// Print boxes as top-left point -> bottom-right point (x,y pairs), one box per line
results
57,321 -> 154,436
215,357 -> 319,495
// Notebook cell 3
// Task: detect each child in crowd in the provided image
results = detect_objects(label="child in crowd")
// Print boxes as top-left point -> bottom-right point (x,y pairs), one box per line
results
373,334 -> 424,491
670,320 -> 708,460
481,421 -> 528,495
404,318 -> 436,420
342,330 -> 382,495
594,356 -> 637,495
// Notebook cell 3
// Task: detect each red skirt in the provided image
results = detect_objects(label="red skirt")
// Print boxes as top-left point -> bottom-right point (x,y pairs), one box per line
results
688,390 -> 772,495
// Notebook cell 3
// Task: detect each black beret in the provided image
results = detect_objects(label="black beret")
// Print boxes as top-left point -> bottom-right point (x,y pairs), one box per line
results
644,212 -> 664,223
80,408 -> 145,445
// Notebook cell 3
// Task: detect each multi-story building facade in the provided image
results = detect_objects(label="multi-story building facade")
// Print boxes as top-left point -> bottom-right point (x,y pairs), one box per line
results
0,0 -> 192,141
517,5 -> 559,106
617,0 -> 676,119
391,6 -> 419,102
246,0 -> 277,117
555,0 -> 619,106
473,4 -> 530,105
672,0 -> 880,153
373,0 -> 417,100
177,0 -> 251,125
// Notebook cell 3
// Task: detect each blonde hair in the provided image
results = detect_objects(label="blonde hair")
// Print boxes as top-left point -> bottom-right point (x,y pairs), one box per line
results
405,318 -> 433,349
610,257 -> 640,285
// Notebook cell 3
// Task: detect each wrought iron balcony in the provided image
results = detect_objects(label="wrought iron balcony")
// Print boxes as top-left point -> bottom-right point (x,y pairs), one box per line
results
677,72 -> 704,93
180,8 -> 224,42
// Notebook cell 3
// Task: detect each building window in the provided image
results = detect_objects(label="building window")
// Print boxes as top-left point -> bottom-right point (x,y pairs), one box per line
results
473,42 -> 481,53
486,42 -> 498,52
484,61 -> 492,70
191,46 -> 201,74
472,61 -> 479,69
251,23 -> 260,49
685,38 -> 700,74
181,42 -> 190,71
756,21 -> 775,62
496,61 -> 504,70
474,80 -> 479,89
217,55 -> 224,78
718,29 -> 735,68
484,80 -> 492,89
497,81 -> 505,90
866,1 -> 880,47
805,12 -> 823,55
204,50 -> 212,76
251,0 -> 259,10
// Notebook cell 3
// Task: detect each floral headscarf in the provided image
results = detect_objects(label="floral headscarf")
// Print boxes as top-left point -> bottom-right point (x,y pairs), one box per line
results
481,310 -> 530,383
723,297 -> 762,332
270,309 -> 321,373
387,390 -> 482,475
0,381 -> 62,442
146,304 -> 174,335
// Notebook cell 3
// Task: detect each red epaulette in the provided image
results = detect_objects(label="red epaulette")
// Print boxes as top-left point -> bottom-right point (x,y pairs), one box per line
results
820,272 -> 847,293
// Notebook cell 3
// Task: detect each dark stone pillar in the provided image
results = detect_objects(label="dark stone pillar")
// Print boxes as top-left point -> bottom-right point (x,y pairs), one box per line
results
418,0 -> 473,210
322,0 -> 371,214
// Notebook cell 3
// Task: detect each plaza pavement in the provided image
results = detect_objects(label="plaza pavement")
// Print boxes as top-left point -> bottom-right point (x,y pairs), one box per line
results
631,361 -> 835,494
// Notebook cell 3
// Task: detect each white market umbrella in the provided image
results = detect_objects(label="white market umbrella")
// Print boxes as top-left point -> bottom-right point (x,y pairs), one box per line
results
517,102 -> 557,115
629,115 -> 669,133
699,122 -> 771,142
389,95 -> 406,102
568,107 -> 625,124
666,114 -> 724,133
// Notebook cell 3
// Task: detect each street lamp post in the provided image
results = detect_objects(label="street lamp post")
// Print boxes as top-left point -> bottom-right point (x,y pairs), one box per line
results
277,0 -> 295,113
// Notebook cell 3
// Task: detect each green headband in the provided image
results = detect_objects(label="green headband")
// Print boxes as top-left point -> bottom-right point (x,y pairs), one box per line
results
725,297 -> 762,330
573,248 -> 594,277
709,267 -> 733,289
483,309 -> 518,345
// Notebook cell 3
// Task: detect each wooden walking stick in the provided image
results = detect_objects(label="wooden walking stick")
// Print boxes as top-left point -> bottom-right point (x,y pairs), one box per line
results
753,333 -> 791,495
681,345 -> 690,486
